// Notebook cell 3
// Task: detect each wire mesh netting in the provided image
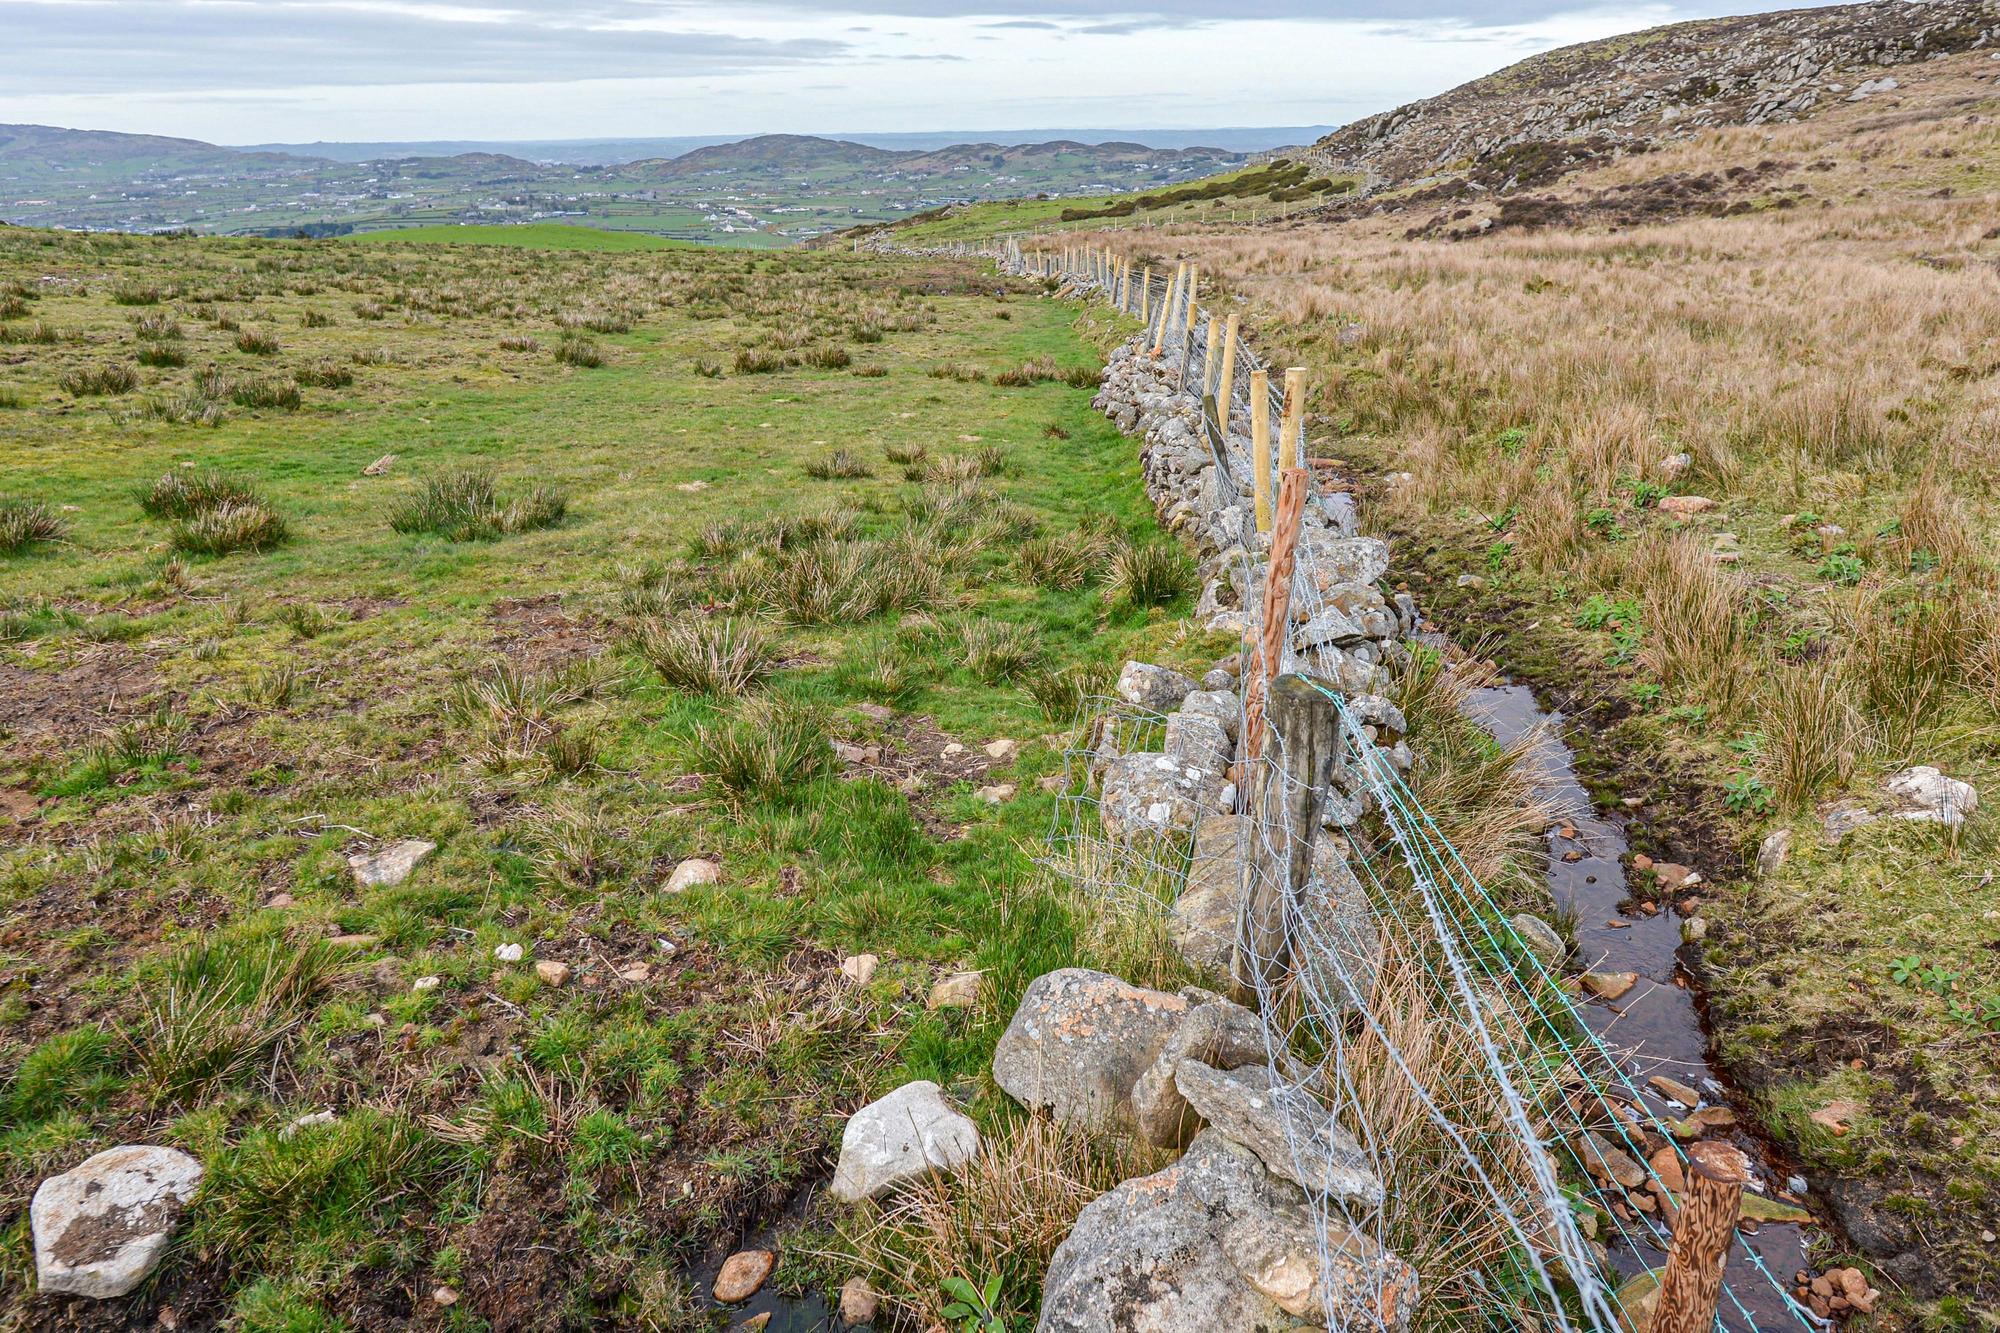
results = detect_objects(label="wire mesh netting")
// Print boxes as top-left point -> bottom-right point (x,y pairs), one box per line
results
1023,238 -> 1819,1332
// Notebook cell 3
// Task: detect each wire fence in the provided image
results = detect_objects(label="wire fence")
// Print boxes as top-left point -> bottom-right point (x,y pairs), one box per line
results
1021,237 -> 1819,1332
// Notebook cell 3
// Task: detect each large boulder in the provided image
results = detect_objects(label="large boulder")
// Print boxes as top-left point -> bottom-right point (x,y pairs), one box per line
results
1115,662 -> 1199,712
1177,689 -> 1241,741
1299,536 -> 1391,591
829,1081 -> 980,1203
1173,1061 -> 1383,1206
1170,815 -> 1246,974
995,970 -> 1256,1136
1163,711 -> 1233,777
1037,1131 -> 1417,1333
32,1145 -> 204,1299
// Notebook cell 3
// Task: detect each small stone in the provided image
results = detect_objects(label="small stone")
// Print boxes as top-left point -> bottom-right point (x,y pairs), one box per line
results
942,741 -> 966,758
1651,862 -> 1698,891
1809,1099 -> 1863,1137
1576,1129 -> 1648,1189
1681,915 -> 1708,944
1757,828 -> 1793,878
1741,1192 -> 1812,1224
31,1146 -> 204,1298
713,1249 -> 776,1303
618,963 -> 652,983
974,783 -> 1016,805
1580,971 -> 1639,1001
494,943 -> 523,963
432,1286 -> 459,1307
1115,661 -> 1199,711
1648,1074 -> 1702,1106
280,1110 -> 337,1139
1659,495 -> 1716,517
736,1315 -> 771,1332
983,737 -> 1019,761
347,838 -> 436,888
412,976 -> 440,993
666,857 -> 721,892
839,1276 -> 880,1326
1510,913 -> 1564,969
829,1080 -> 981,1202
535,960 -> 571,987
266,892 -> 297,909
840,953 -> 879,985
927,971 -> 983,1010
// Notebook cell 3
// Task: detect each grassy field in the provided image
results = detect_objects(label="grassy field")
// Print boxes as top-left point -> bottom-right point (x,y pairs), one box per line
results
0,227 -> 1223,1328
341,224 -> 702,252
1007,49 -> 2000,1324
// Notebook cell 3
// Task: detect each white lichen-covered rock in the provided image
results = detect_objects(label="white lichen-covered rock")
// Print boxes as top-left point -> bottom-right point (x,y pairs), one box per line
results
1036,1131 -> 1416,1333
32,1146 -> 204,1299
829,1081 -> 980,1202
1294,837 -> 1383,1012
1178,688 -> 1241,740
1163,710 -> 1233,776
1510,912 -> 1566,969
1174,1062 -> 1384,1205
1300,535 -> 1391,590
994,969 -> 1230,1135
1116,661 -> 1199,712
1885,766 -> 1978,825
347,838 -> 435,888
1099,752 -> 1223,838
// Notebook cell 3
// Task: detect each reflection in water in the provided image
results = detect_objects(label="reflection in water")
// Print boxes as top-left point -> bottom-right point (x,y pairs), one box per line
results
1466,683 -> 1809,1331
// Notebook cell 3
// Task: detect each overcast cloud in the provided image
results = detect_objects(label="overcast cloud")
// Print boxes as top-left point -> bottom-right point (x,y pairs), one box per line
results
0,0 -> 1845,142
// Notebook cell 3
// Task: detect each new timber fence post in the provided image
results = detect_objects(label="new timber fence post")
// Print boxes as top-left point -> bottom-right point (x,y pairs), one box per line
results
1216,312 -> 1241,431
1251,369 -> 1273,534
1653,1142 -> 1750,1333
1279,367 -> 1306,474
1241,464 -> 1307,769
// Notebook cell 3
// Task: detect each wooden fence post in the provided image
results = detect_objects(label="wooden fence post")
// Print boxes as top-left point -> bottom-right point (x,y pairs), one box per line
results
1250,369 -> 1273,534
1234,670 -> 1337,992
1240,465 -> 1307,768
1176,267 -> 1199,389
1279,367 -> 1306,474
1138,267 -> 1151,325
1203,315 -> 1223,399
1653,1142 -> 1749,1333
1153,262 -> 1184,358
1215,313 -> 1242,431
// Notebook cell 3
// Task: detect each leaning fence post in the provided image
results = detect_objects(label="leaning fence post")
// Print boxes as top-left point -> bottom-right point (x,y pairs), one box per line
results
1653,1142 -> 1749,1333
1250,369 -> 1273,534
1279,367 -> 1306,473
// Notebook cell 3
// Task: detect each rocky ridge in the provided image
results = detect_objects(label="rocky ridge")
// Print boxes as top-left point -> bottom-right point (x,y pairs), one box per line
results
1304,0 -> 2000,195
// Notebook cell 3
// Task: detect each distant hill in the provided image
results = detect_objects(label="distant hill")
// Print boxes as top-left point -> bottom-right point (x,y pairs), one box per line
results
657,134 -> 906,174
235,126 -> 1335,165
1306,0 -> 2000,193
0,123 -> 327,173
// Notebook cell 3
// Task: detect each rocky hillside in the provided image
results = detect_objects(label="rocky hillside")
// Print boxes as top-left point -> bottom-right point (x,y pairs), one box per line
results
1307,0 -> 2000,193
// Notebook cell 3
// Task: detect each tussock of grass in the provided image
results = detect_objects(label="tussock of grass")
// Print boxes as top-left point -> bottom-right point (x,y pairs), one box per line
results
140,469 -> 256,522
803,448 -> 872,480
231,375 -> 302,410
1105,538 -> 1195,608
389,467 -> 567,542
0,498 -> 66,554
171,500 -> 290,555
632,614 -> 777,696
690,696 -> 834,797
58,362 -> 137,396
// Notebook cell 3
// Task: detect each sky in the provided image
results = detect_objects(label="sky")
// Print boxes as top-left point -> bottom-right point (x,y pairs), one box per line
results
0,0 -> 1839,144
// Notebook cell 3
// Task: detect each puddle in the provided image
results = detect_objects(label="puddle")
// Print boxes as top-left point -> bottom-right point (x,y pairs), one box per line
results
687,1192 -> 843,1332
1466,683 -> 1810,1330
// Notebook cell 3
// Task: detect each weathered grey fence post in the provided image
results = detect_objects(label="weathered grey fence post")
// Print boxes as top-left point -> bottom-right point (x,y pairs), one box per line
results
1234,672 -> 1339,995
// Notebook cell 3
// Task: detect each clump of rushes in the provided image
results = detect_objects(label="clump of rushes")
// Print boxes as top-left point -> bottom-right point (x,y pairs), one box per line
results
139,468 -> 288,555
955,616 -> 1041,682
294,359 -> 353,388
631,614 -> 777,696
554,333 -> 605,368
1018,520 -> 1117,590
0,498 -> 66,555
140,469 -> 257,519
500,335 -> 541,353
230,375 -> 302,410
803,449 -> 872,480
58,363 -> 138,397
234,329 -> 281,355
110,283 -> 163,306
137,344 -> 187,369
691,696 -> 834,797
172,500 -> 289,556
389,467 -> 567,542
803,344 -> 852,370
1105,538 -> 1195,608
1024,661 -> 1116,720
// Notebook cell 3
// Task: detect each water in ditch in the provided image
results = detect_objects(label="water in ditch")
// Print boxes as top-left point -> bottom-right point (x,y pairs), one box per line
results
1465,682 -> 1810,1331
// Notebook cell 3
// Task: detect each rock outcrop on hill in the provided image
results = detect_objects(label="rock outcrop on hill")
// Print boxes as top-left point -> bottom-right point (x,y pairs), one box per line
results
1305,0 -> 2000,193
